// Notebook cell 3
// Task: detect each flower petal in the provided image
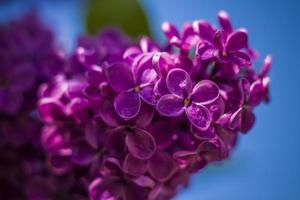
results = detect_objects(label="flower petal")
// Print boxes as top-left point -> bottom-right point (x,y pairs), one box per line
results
240,106 -> 255,133
126,128 -> 156,160
148,151 -> 176,182
229,51 -> 251,66
192,80 -> 220,105
226,30 -> 248,51
38,98 -> 66,123
133,103 -> 154,128
218,10 -> 233,35
156,94 -> 184,117
229,107 -> 242,130
85,67 -> 105,87
49,153 -> 72,175
88,178 -> 116,200
193,20 -> 215,42
149,120 -> 177,150
130,176 -> 155,188
122,154 -> 147,176
105,62 -> 135,92
114,91 -> 141,119
139,85 -> 157,105
197,137 -> 226,161
161,22 -> 180,42
186,103 -> 212,131
105,128 -> 127,157
71,140 -> 95,166
191,126 -> 216,139
99,99 -> 121,127
239,78 -> 251,105
166,68 -> 192,97
249,80 -> 264,106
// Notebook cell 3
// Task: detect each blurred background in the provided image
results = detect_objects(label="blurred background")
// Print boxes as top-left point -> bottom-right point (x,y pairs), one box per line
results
0,0 -> 299,199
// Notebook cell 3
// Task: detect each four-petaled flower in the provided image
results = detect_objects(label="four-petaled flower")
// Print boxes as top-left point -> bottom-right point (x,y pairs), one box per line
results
157,68 -> 220,131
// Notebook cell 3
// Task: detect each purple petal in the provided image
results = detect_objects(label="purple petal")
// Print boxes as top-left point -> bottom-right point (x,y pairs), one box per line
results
229,108 -> 242,130
149,120 -> 177,150
173,150 -> 206,171
197,137 -> 226,161
200,46 -> 217,60
226,30 -> 248,51
105,62 -> 135,92
85,67 -> 105,87
218,10 -> 233,35
65,78 -> 87,99
133,53 -> 156,84
134,103 -> 154,128
49,153 -> 72,175
213,30 -> 226,51
139,85 -> 157,105
156,94 -> 184,117
126,128 -> 156,160
206,96 -> 225,121
139,36 -> 157,53
229,51 -> 251,66
99,99 -> 121,127
148,151 -> 176,182
192,80 -> 220,105
85,122 -> 106,149
105,128 -> 127,157
41,126 -> 66,153
83,86 -> 101,100
152,52 -> 173,77
239,78 -> 251,105
123,47 -> 142,62
166,68 -> 192,97
191,126 -> 216,139
186,103 -> 212,131
38,98 -> 66,123
249,80 -> 264,106
114,91 -> 141,119
161,22 -> 180,41
259,54 -> 272,78
240,107 -> 255,133
130,176 -> 155,188
71,140 -> 95,166
154,78 -> 169,97
176,130 -> 197,150
193,20 -> 215,42
38,75 -> 66,99
122,154 -> 147,176
88,178 -> 116,200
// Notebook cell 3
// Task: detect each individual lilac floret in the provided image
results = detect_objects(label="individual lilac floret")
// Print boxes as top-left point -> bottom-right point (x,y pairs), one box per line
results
105,62 -> 157,119
157,68 -> 220,131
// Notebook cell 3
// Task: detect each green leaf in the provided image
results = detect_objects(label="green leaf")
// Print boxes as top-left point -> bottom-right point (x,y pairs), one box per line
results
85,0 -> 151,38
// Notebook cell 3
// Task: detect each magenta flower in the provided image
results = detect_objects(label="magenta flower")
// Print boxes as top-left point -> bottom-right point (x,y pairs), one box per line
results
196,29 -> 251,66
105,62 -> 157,119
161,21 -> 198,53
157,68 -> 219,131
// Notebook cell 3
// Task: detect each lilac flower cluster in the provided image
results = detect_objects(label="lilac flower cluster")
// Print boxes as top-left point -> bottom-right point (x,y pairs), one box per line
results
0,12 -> 70,199
38,11 -> 271,200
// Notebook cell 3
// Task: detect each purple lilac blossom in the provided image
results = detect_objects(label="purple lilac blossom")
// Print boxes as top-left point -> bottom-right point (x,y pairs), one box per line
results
0,12 -> 73,199
38,11 -> 271,200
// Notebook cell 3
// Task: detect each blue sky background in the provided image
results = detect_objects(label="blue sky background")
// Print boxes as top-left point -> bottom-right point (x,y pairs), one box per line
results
1,0 -> 299,199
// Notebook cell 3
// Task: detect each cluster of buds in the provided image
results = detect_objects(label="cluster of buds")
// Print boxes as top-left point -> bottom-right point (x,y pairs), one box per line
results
38,11 -> 271,200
